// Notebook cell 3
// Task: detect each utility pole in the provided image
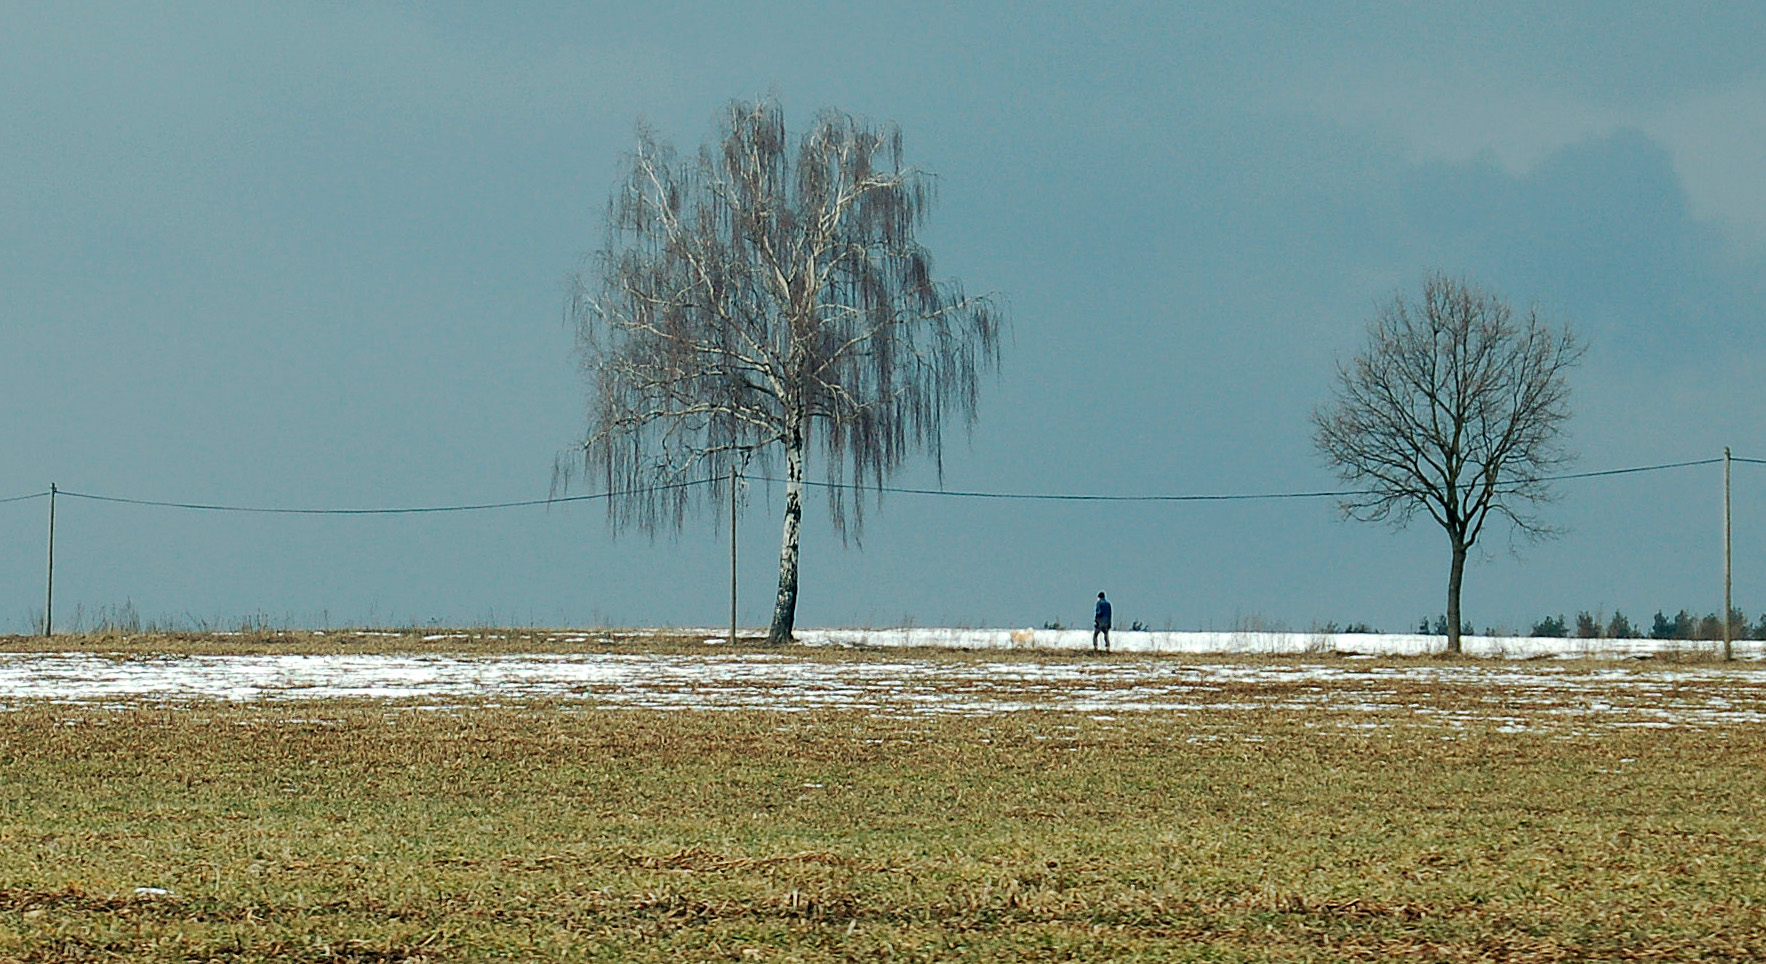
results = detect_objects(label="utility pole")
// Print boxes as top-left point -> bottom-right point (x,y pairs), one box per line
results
1725,447 -> 1733,661
44,483 -> 56,638
730,466 -> 739,646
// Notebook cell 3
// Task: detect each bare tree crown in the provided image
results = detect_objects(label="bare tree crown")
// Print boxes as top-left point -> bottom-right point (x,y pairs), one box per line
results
568,99 -> 1002,536
1313,274 -> 1584,548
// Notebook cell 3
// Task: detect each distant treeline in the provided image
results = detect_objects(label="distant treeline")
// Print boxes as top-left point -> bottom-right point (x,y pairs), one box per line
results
1527,609 -> 1763,640
1381,611 -> 1764,640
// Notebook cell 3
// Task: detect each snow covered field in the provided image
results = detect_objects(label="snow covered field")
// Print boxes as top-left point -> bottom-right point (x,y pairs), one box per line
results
5,650 -> 1766,730
796,627 -> 1766,658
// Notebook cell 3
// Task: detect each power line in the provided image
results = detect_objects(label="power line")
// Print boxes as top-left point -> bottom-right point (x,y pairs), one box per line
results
1545,457 -> 1723,480
53,478 -> 715,516
775,477 -> 1359,502
2,456 -> 1752,516
756,457 -> 1734,503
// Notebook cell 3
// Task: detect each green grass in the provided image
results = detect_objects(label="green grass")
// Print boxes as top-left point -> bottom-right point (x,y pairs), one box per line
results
3,671 -> 1765,962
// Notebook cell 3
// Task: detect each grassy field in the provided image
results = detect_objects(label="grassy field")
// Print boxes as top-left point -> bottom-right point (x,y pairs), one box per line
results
0,629 -> 723,657
2,639 -> 1764,961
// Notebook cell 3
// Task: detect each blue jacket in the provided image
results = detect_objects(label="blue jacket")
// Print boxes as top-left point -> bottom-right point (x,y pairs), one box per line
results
1095,598 -> 1112,623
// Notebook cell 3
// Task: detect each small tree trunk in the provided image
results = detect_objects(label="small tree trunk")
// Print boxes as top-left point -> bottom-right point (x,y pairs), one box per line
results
767,423 -> 805,643
1445,537 -> 1467,654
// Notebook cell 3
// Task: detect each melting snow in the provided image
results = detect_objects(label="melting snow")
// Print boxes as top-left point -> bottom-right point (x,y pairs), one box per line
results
796,627 -> 1766,658
1,651 -> 1764,729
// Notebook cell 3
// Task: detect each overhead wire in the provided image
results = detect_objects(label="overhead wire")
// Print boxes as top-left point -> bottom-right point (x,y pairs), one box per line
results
774,478 -> 1359,502
51,478 -> 715,516
1543,457 -> 1724,480
755,456 -> 1734,503
0,456 -> 1753,516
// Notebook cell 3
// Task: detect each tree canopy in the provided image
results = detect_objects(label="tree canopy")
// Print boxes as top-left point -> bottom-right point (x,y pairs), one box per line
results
568,99 -> 1002,641
1314,274 -> 1583,652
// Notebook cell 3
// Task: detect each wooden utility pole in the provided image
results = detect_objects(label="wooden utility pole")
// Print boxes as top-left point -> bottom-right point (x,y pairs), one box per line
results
730,467 -> 738,646
1725,447 -> 1733,661
44,483 -> 56,638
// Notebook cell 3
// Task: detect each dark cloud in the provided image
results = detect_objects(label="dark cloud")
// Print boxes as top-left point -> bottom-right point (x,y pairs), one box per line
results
1396,130 -> 1759,360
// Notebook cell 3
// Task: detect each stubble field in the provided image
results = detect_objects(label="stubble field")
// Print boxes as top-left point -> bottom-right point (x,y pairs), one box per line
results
2,633 -> 1764,962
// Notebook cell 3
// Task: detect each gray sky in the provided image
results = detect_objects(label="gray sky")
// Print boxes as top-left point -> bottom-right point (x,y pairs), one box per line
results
4,2 -> 1765,633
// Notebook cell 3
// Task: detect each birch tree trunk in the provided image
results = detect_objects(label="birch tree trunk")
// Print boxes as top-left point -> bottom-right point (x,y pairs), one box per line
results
768,421 -> 806,642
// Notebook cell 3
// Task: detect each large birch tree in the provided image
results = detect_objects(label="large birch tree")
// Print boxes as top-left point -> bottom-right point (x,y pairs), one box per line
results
1313,274 -> 1583,653
567,99 -> 1003,642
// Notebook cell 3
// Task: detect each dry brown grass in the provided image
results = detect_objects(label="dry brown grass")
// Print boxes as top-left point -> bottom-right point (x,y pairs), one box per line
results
1,646 -> 1764,961
0,629 -> 719,657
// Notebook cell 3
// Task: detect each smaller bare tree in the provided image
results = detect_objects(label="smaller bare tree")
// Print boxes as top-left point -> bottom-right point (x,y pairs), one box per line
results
1313,274 -> 1584,653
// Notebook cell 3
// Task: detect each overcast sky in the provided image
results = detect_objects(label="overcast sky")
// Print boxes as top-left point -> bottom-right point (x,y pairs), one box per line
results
5,2 -> 1765,634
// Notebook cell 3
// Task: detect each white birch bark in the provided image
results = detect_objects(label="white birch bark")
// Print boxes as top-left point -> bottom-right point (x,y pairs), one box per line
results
768,420 -> 806,642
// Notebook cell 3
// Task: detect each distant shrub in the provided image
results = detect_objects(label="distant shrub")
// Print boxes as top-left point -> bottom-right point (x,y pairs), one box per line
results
1631,608 -> 1757,641
1420,615 -> 1474,636
1691,609 -> 1748,641
1041,620 -> 1065,631
1651,610 -> 1695,640
1313,621 -> 1378,634
1494,607 -> 1758,641
1129,620 -> 1149,632
1728,609 -> 1750,640
1531,615 -> 1568,638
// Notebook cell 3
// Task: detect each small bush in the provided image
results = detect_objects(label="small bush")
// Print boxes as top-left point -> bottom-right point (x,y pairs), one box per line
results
1420,615 -> 1474,636
1531,615 -> 1568,638
1317,621 -> 1378,634
1651,610 -> 1696,640
1697,613 -> 1725,640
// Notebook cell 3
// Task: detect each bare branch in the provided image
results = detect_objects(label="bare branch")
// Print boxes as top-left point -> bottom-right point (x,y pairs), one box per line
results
563,98 -> 1004,641
1313,273 -> 1584,651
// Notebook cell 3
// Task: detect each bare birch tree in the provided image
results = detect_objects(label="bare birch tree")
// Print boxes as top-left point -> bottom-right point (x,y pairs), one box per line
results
1313,274 -> 1583,653
566,99 -> 1003,642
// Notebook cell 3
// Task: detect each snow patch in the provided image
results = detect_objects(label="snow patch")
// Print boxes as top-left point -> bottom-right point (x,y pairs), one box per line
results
1,651 -> 1764,728
795,628 -> 1766,659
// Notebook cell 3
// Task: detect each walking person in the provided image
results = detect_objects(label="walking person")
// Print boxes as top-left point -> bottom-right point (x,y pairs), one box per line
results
1093,591 -> 1112,652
